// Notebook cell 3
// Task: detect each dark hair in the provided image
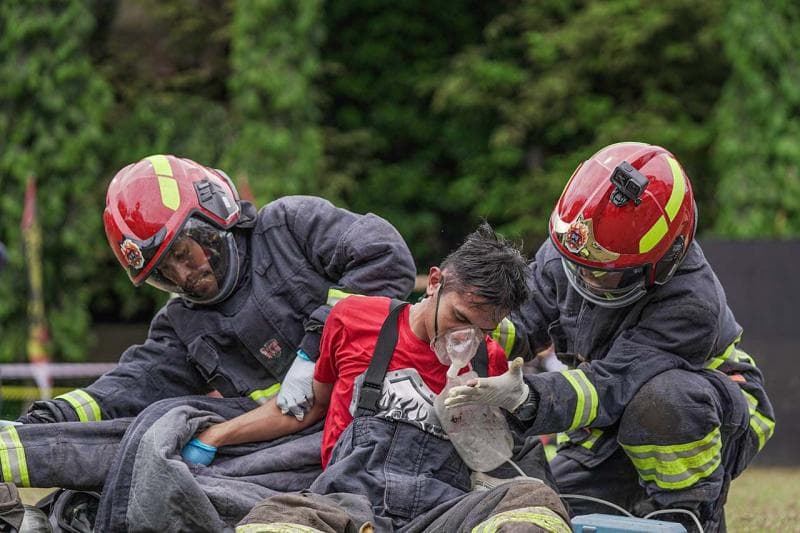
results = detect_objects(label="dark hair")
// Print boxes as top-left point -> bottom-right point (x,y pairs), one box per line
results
440,222 -> 530,315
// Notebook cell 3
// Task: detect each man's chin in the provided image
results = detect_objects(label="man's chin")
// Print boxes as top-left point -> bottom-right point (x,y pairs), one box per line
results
188,279 -> 220,301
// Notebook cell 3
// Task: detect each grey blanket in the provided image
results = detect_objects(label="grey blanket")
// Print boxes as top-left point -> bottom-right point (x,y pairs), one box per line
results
94,396 -> 323,532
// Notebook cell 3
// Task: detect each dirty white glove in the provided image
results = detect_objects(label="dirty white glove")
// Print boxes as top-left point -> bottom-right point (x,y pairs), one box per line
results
444,357 -> 530,412
276,349 -> 315,421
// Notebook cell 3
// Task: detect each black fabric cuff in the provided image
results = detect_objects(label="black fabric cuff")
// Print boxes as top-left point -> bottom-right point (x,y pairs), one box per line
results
512,381 -> 540,422
16,399 -> 76,424
298,331 -> 322,361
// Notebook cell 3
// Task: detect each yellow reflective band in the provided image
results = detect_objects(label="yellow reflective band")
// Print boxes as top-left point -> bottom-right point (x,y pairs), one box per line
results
557,428 -> 603,450
741,390 -> 775,451
0,426 -> 30,487
580,428 -> 603,450
471,506 -> 571,533
249,383 -> 281,404
622,427 -> 722,490
638,216 -> 668,254
326,288 -> 355,307
158,177 -> 180,211
146,155 -> 180,211
236,523 -> 327,533
491,317 -> 516,357
705,338 -> 740,370
750,411 -> 776,451
665,157 -> 687,222
147,154 -> 173,177
560,369 -> 598,431
544,441 -> 557,462
55,389 -> 102,422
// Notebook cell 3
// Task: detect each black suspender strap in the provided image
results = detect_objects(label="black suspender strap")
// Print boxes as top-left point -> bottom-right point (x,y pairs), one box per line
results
355,299 -> 409,417
472,341 -> 489,378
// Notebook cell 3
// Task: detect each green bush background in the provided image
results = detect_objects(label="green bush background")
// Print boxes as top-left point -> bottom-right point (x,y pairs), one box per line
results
1,0 -> 798,362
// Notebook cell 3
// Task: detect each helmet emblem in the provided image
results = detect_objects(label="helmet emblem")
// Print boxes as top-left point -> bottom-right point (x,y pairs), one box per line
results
120,239 -> 145,270
564,219 -> 589,254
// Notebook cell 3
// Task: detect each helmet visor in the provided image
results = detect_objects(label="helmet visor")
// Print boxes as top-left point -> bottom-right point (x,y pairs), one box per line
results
561,258 -> 646,308
145,217 -> 239,304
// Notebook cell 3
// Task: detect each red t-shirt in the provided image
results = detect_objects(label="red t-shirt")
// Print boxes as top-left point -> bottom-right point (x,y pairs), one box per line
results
314,295 -> 509,468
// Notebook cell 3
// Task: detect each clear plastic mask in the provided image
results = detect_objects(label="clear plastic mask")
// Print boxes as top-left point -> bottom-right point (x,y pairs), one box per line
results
431,326 -> 483,369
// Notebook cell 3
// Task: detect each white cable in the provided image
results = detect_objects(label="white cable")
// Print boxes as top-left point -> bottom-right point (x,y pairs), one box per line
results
506,458 -> 527,477
644,509 -> 704,533
559,494 -> 635,517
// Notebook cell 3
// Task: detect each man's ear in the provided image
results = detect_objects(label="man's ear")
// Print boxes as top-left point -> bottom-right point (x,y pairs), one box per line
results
427,266 -> 442,297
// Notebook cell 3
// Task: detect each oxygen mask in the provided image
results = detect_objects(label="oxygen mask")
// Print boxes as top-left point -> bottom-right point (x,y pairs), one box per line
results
431,326 -> 483,377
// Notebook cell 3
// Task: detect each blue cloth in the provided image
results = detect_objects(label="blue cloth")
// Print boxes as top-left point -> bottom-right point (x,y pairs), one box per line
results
181,437 -> 218,466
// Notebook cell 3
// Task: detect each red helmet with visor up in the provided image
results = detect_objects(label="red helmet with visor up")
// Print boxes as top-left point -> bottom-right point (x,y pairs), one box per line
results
103,155 -> 242,305
549,142 -> 696,308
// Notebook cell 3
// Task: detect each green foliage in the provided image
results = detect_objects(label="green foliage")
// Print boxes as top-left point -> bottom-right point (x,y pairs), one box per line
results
712,0 -> 800,237
89,1 -> 234,324
432,0 -> 728,249
2,0 -> 793,363
319,1 -> 503,265
0,1 -> 113,361
224,0 -> 325,201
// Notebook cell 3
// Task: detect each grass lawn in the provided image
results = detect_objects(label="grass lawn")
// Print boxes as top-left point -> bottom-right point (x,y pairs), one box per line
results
726,467 -> 800,532
18,467 -> 800,531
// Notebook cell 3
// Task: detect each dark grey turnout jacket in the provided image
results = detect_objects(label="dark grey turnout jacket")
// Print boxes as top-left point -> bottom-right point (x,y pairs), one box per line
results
23,196 -> 415,423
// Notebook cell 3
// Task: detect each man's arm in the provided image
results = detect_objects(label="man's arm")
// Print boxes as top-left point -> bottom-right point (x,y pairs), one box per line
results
275,196 -> 416,359
196,380 -> 333,448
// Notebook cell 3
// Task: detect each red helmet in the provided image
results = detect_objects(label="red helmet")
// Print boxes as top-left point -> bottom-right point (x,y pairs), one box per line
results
549,142 -> 696,308
103,155 -> 242,304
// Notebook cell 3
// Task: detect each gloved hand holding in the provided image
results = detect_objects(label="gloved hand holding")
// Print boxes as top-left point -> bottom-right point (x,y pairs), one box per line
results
275,349 -> 316,421
444,357 -> 530,412
181,437 -> 218,466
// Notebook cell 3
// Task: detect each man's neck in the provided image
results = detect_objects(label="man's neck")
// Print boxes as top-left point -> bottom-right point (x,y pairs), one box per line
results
408,299 -> 431,344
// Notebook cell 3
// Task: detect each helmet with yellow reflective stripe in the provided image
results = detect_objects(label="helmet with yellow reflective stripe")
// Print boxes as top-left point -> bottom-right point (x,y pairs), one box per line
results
549,142 -> 696,308
103,155 -> 242,304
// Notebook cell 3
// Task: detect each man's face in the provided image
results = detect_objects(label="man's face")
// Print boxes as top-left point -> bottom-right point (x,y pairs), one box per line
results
157,237 -> 219,299
425,267 -> 505,343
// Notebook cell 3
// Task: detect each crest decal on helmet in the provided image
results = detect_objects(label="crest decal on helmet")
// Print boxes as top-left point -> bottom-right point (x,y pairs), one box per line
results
120,239 -> 145,270
564,218 -> 589,254
554,216 -> 621,262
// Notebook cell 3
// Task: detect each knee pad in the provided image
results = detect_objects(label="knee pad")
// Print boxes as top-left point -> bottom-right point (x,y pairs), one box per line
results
619,369 -> 722,444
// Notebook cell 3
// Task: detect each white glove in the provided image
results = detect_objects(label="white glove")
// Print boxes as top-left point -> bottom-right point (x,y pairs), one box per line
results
444,357 -> 530,412
276,350 -> 316,421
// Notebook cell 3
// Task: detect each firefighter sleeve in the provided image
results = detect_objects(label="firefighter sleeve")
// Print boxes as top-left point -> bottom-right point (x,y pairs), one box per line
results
21,307 -> 208,423
275,196 -> 416,360
519,292 -> 719,435
501,242 -> 563,360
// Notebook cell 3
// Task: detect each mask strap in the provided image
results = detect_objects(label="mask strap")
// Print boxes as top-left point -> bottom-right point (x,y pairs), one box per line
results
433,275 -> 445,341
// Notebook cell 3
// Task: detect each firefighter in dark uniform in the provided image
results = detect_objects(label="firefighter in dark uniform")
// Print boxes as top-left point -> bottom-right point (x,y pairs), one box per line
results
445,142 -> 775,532
7,152 -> 414,436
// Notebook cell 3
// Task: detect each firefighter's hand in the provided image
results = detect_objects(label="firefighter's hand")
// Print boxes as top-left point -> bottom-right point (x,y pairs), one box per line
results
444,357 -> 530,412
181,437 -> 218,466
276,350 -> 315,421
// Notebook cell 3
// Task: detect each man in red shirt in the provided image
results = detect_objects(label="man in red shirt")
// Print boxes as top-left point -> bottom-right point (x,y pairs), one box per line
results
193,223 -> 570,531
